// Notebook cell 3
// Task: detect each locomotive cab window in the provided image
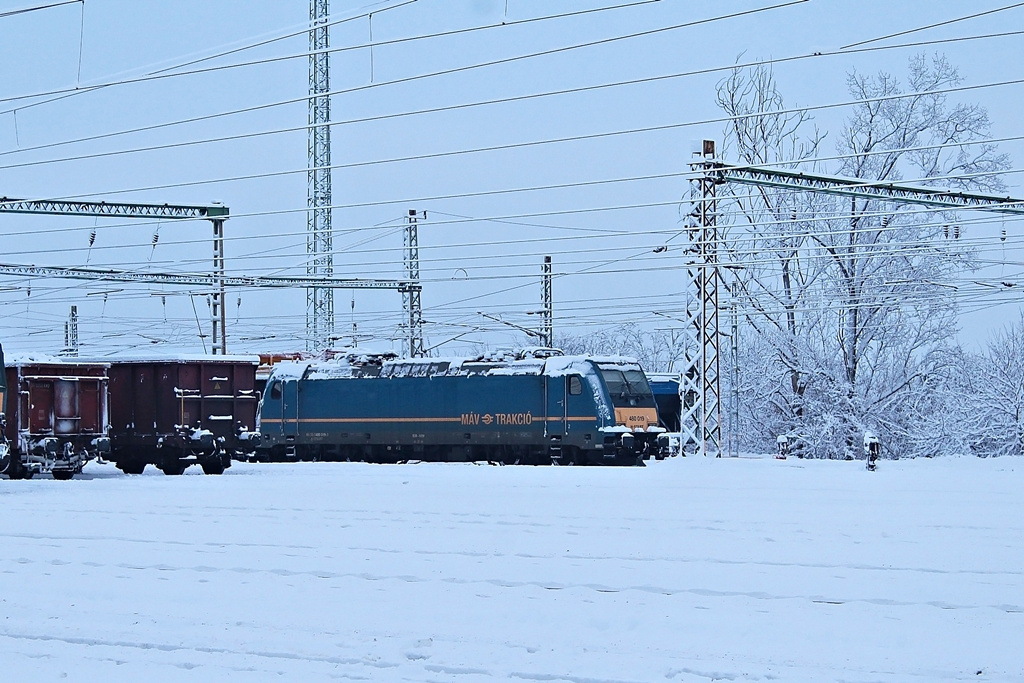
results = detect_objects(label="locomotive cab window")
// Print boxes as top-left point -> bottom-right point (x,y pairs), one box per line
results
269,381 -> 282,400
599,367 -> 657,408
569,376 -> 583,395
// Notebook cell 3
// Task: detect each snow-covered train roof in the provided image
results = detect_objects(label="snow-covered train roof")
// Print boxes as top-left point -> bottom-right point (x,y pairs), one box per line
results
6,353 -> 110,366
76,353 -> 261,364
269,351 -> 646,382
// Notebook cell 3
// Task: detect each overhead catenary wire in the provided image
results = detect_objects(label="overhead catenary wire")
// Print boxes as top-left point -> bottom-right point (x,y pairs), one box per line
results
0,6 -> 1011,216
0,7 -> 822,165
2,2 -> 1024,350
0,0 -> 420,115
3,198 -> 1021,270
4,282 -> 1022,356
0,0 -> 80,20
4,156 -> 1021,243
839,1 -> 1024,50
0,0 -> 801,110
3,150 -> 1013,240
3,175 -> 1024,283
6,277 -> 1020,330
5,70 -> 1022,213
7,27 -> 1024,171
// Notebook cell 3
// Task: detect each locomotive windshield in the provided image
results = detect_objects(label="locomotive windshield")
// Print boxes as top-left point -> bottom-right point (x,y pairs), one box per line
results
599,367 -> 657,408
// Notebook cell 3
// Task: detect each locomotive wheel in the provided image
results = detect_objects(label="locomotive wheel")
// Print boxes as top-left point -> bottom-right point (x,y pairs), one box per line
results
200,460 -> 225,475
51,469 -> 75,481
117,460 -> 147,475
564,448 -> 585,466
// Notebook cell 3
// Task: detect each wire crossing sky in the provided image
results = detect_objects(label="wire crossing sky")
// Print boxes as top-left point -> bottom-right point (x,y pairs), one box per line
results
0,0 -> 1022,356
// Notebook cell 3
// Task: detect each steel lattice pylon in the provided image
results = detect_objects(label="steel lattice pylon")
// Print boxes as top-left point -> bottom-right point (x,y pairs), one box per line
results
541,256 -> 553,348
402,210 -> 425,357
680,158 -> 1024,459
307,0 -> 334,350
714,165 -> 1024,216
0,262 -> 410,289
0,197 -> 230,354
681,141 -> 723,457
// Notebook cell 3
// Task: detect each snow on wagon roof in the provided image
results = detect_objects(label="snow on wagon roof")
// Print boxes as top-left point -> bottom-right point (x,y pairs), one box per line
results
7,353 -> 110,366
75,353 -> 261,364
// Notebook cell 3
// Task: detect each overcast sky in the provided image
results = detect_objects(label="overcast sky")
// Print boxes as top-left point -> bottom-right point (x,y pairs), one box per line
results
1,0 -> 1021,357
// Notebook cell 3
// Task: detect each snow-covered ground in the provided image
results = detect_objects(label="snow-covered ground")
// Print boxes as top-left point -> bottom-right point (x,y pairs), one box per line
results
2,456 -> 1022,682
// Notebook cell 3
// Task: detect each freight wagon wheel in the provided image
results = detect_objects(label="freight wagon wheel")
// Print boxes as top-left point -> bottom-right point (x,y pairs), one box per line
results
159,462 -> 186,476
117,461 -> 147,475
9,466 -> 34,480
51,470 -> 75,481
200,460 -> 225,475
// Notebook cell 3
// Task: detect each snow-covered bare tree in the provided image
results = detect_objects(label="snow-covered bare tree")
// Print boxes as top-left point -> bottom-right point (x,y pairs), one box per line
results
959,317 -> 1024,457
717,54 -> 1010,458
554,324 -> 682,372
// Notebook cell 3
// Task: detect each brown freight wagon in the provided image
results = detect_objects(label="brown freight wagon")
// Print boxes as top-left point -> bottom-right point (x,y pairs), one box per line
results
104,356 -> 260,475
2,358 -> 111,480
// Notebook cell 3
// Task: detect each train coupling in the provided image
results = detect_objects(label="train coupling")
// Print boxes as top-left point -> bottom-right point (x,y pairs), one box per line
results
236,428 -> 261,448
187,428 -> 215,449
31,437 -> 59,456
91,437 -> 111,454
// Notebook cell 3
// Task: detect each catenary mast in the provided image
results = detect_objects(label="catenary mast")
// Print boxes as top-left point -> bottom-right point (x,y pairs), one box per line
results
308,0 -> 334,350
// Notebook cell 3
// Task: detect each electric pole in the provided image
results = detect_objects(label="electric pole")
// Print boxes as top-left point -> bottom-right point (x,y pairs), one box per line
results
541,256 -> 553,347
308,0 -> 334,351
681,140 -> 723,457
61,306 -> 79,357
402,209 -> 425,357
0,198 -> 230,353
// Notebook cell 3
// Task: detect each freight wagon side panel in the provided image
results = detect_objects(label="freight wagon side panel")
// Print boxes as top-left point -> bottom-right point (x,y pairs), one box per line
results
78,380 -> 102,433
202,363 -> 239,441
136,365 -> 158,433
108,360 -> 257,439
2,368 -> 12,442
27,378 -> 54,434
106,365 -> 133,432
177,363 -> 202,429
234,369 -> 257,434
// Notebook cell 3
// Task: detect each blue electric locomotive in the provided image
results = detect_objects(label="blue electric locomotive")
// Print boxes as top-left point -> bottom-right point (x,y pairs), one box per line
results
255,350 -> 665,465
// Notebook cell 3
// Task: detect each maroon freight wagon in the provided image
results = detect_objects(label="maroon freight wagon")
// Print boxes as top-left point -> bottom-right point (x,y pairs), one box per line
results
2,358 -> 111,480
104,356 -> 260,475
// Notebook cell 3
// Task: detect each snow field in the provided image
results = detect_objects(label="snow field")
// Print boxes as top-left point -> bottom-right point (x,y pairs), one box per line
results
1,456 -> 1022,682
